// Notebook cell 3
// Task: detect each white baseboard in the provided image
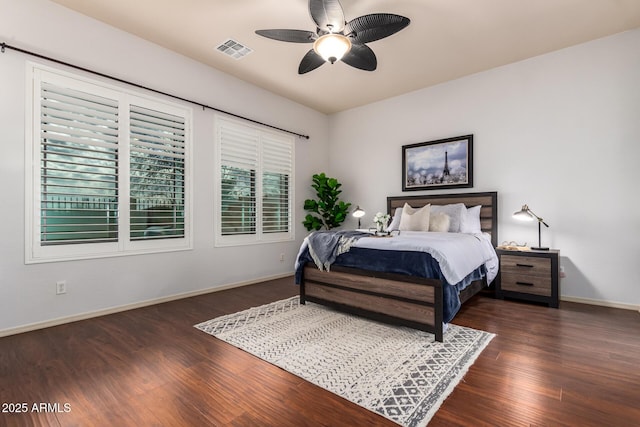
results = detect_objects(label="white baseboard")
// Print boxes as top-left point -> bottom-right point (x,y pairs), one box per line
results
0,272 -> 294,338
561,295 -> 640,312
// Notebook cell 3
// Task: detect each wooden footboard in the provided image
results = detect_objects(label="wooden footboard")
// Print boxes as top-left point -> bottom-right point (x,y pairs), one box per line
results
300,264 -> 444,342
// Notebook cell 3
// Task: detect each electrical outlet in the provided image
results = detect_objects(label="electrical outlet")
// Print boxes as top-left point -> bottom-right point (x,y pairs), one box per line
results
279,253 -> 285,262
559,266 -> 566,278
56,281 -> 67,295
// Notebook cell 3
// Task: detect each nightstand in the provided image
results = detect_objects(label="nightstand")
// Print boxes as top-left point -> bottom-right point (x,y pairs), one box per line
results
495,248 -> 559,308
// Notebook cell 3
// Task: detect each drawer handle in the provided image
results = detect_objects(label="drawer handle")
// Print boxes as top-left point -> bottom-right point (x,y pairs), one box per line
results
516,263 -> 534,268
516,281 -> 535,287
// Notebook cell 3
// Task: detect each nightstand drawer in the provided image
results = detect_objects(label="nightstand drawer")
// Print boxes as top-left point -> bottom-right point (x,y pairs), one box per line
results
501,255 -> 550,277
500,273 -> 551,296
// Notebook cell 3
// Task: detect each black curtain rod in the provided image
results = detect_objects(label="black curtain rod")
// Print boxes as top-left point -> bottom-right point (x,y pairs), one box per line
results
1,42 -> 310,140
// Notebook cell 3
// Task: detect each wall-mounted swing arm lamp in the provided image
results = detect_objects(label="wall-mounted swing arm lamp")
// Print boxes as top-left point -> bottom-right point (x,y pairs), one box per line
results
513,204 -> 550,250
352,206 -> 365,228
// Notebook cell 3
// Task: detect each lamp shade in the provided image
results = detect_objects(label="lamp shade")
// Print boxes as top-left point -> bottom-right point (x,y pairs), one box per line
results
513,204 -> 535,221
313,34 -> 352,64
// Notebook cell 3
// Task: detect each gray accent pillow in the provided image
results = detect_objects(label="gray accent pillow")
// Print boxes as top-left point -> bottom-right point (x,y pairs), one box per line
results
430,203 -> 466,232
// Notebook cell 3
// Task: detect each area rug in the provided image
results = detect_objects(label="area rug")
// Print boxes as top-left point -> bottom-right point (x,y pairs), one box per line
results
195,296 -> 494,427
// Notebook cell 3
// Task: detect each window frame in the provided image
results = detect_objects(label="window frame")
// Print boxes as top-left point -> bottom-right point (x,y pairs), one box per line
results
25,63 -> 193,263
214,116 -> 294,247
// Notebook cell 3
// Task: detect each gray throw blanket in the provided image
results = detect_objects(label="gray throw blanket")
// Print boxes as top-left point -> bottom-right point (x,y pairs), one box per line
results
307,230 -> 370,271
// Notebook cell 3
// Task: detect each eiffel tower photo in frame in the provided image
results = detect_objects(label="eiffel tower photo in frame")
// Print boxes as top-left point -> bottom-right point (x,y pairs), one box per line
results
402,134 -> 473,191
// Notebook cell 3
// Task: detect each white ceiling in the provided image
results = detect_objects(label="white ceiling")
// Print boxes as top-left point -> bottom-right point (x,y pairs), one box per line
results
50,0 -> 640,114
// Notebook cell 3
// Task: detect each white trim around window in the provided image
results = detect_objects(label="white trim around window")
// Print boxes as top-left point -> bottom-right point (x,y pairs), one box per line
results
214,116 -> 294,247
25,63 -> 193,263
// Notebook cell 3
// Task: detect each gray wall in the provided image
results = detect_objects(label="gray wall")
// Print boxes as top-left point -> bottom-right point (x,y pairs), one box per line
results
0,0 -> 329,333
329,28 -> 640,308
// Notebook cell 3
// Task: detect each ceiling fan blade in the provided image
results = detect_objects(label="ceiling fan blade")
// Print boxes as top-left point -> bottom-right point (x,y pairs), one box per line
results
309,0 -> 345,33
255,29 -> 317,43
298,49 -> 326,74
341,43 -> 377,71
345,14 -> 410,44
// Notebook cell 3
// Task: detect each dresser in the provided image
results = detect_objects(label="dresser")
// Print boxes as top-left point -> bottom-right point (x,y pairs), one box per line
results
495,248 -> 559,308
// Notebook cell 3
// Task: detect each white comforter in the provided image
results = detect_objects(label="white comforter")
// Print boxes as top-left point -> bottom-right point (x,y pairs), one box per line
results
352,231 -> 499,285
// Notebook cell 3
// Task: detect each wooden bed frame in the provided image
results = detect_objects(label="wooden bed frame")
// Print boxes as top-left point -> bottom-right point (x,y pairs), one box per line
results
299,191 -> 498,342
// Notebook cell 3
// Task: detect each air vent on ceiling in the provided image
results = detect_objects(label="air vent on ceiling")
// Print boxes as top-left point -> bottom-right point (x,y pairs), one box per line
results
216,39 -> 253,60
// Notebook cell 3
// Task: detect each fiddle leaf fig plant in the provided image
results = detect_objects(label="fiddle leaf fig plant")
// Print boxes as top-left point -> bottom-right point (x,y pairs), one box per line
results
303,173 -> 352,231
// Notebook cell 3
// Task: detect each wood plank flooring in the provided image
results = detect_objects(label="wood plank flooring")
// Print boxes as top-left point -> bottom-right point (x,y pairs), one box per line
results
1,276 -> 639,426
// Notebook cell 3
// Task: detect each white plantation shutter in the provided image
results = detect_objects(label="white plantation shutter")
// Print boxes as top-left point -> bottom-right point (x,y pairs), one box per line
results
216,117 -> 294,245
27,65 -> 192,262
130,105 -> 186,240
262,134 -> 292,234
219,122 -> 258,235
40,82 -> 119,245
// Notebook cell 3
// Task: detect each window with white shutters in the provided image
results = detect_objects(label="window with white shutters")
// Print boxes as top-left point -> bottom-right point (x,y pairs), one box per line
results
27,64 -> 192,262
219,122 -> 258,236
215,117 -> 293,246
39,82 -> 120,245
129,105 -> 186,241
262,134 -> 292,234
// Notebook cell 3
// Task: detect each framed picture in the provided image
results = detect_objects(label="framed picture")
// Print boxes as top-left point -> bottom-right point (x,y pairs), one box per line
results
402,134 -> 473,191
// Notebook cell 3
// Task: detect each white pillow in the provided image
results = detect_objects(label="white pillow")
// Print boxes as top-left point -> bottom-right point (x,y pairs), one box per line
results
386,207 -> 403,232
429,212 -> 451,232
430,203 -> 466,232
460,205 -> 482,233
399,203 -> 431,231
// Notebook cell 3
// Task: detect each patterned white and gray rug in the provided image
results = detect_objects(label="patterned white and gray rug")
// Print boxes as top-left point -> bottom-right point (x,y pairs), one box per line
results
195,296 -> 494,427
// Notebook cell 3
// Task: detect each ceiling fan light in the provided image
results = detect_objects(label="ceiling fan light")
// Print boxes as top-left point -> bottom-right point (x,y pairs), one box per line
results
313,34 -> 351,64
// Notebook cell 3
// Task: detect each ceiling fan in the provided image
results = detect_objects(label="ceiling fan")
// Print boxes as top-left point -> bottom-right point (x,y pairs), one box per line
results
255,0 -> 410,74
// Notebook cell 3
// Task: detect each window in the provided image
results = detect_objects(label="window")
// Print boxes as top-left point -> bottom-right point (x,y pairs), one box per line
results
129,105 -> 187,241
26,64 -> 192,262
215,117 -> 294,246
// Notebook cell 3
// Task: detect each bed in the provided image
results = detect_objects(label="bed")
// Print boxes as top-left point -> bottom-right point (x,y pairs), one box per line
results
295,191 -> 498,342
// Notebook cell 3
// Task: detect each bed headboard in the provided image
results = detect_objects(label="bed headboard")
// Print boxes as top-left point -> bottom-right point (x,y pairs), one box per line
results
386,191 -> 498,247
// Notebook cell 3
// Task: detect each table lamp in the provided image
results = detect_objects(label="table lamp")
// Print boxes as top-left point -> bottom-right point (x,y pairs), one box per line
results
513,204 -> 549,250
352,206 -> 365,228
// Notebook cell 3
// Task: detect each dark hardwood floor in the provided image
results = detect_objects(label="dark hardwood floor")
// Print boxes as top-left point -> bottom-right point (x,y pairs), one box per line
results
1,276 -> 639,426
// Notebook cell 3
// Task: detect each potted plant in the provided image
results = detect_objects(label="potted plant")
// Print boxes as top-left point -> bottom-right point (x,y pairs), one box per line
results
303,173 -> 352,231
